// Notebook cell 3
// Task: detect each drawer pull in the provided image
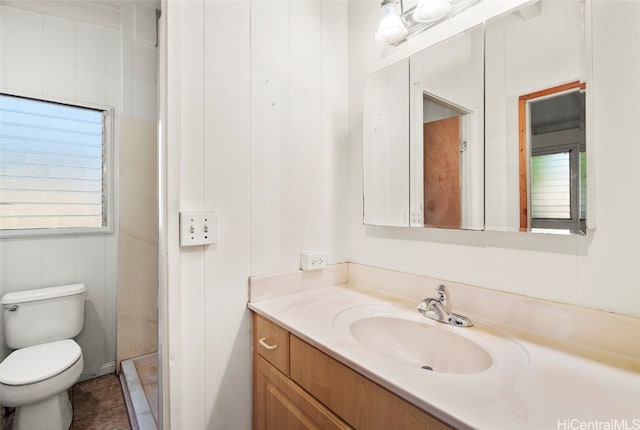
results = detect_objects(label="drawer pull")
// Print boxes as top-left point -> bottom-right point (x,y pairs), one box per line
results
258,337 -> 278,350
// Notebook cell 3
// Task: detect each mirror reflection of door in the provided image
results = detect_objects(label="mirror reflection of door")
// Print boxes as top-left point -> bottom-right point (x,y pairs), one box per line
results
423,94 -> 468,228
519,81 -> 586,233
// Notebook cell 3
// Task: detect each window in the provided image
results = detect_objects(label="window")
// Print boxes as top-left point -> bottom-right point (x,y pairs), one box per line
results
0,93 -> 112,235
518,82 -> 586,234
528,88 -> 586,232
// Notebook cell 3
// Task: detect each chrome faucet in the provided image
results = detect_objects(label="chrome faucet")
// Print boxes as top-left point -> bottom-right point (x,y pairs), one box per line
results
417,285 -> 473,327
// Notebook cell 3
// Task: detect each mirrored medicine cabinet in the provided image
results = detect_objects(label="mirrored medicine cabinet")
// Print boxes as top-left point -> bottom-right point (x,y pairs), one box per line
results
363,0 -> 589,235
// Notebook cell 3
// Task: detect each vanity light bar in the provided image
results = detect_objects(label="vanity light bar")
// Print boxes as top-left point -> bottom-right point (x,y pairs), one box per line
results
380,0 -> 484,46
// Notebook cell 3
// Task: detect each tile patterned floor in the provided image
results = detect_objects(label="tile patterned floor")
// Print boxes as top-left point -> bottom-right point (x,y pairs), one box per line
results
70,374 -> 131,430
1,374 -> 130,430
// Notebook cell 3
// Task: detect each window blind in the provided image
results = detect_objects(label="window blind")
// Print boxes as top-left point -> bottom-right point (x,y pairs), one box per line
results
0,94 -> 105,230
531,152 -> 571,220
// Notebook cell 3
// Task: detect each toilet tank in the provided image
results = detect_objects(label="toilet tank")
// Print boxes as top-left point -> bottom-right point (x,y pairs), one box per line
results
1,284 -> 87,350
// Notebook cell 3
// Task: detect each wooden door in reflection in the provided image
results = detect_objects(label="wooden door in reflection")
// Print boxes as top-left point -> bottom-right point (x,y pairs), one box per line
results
423,116 -> 461,228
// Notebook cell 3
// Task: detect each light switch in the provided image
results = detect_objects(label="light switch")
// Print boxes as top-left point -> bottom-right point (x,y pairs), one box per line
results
179,211 -> 217,247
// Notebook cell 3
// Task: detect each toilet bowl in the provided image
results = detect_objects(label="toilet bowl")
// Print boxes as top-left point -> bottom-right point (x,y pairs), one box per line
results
1,284 -> 86,430
0,340 -> 84,430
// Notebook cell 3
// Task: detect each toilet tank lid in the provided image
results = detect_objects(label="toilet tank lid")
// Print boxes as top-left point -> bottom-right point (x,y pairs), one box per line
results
1,284 -> 86,305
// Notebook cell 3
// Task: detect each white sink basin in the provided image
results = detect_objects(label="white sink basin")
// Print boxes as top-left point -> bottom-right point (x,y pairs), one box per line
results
334,304 -> 528,375
350,316 -> 492,374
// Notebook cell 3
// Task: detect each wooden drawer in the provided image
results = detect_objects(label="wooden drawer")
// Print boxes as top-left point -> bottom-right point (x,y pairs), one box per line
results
253,314 -> 290,375
290,335 -> 451,430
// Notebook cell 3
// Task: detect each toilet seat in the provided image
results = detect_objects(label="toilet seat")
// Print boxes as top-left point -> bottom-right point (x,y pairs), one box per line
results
0,339 -> 81,386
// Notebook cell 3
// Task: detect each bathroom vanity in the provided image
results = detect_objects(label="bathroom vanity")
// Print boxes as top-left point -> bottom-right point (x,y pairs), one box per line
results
253,313 -> 450,430
249,264 -> 640,430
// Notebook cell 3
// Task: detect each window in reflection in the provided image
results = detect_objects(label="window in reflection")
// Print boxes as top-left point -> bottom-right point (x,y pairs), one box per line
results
520,83 -> 586,233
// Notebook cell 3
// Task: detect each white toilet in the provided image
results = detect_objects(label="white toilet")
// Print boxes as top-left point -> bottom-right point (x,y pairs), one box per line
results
0,284 -> 86,430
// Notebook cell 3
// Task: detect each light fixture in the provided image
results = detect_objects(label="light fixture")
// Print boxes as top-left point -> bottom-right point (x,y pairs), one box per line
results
413,0 -> 452,23
375,0 -> 483,46
376,2 -> 408,45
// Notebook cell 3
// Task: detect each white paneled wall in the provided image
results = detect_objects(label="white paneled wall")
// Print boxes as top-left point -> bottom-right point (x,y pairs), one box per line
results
347,0 -> 640,317
0,5 -> 120,378
250,0 -> 349,276
165,0 -> 348,427
166,0 -> 252,428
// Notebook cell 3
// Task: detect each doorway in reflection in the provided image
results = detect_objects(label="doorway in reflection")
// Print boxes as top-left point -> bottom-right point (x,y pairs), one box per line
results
422,94 -> 469,229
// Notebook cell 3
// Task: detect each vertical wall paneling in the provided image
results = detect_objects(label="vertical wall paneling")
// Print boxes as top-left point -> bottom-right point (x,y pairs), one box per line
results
177,1 -> 206,428
42,16 -> 76,99
165,0 -> 184,426
75,236 -> 110,374
202,1 -> 252,427
41,237 -> 76,286
322,1 -> 350,259
3,8 -> 43,94
166,0 -> 348,426
0,6 -> 6,88
250,0 -> 289,275
76,23 -> 107,105
250,0 -> 349,277
106,28 -> 123,115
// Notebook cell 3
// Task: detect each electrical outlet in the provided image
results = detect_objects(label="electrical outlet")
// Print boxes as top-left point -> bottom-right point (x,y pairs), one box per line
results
300,252 -> 328,270
179,211 -> 217,247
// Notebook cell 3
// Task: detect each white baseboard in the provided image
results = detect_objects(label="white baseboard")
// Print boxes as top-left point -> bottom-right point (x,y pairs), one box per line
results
79,361 -> 116,382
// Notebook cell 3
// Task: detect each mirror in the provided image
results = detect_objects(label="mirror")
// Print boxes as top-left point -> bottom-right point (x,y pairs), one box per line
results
409,24 -> 484,230
485,0 -> 588,234
363,26 -> 484,230
363,59 -> 410,227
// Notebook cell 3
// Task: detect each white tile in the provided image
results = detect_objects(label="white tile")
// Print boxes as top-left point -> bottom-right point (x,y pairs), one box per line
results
76,23 -> 106,105
42,15 -> 76,100
4,7 -> 43,94
41,236 -> 76,287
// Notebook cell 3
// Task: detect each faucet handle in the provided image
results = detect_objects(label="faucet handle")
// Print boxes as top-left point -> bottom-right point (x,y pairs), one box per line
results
435,284 -> 448,300
435,285 -> 451,313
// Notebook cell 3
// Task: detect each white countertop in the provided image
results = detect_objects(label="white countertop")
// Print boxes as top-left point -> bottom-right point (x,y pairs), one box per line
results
249,284 -> 640,430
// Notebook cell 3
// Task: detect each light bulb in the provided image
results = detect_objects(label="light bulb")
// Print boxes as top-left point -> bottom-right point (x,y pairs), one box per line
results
412,0 -> 452,23
376,3 -> 408,45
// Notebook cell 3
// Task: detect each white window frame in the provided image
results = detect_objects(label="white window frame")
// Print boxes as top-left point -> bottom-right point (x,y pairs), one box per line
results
0,89 -> 115,238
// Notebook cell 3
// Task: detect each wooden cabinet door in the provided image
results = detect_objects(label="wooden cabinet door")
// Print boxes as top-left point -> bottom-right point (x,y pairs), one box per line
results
289,336 -> 451,430
254,354 -> 352,430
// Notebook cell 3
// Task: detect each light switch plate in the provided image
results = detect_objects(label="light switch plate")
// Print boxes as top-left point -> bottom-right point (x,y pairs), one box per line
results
179,211 -> 217,247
